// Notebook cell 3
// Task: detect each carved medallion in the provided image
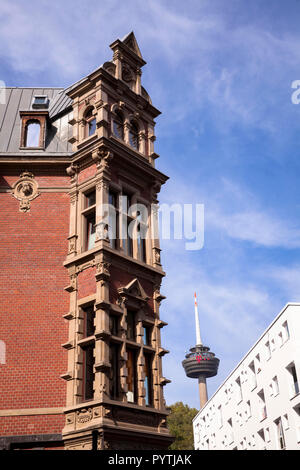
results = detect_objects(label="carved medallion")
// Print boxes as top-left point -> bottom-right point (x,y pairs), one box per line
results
12,172 -> 40,212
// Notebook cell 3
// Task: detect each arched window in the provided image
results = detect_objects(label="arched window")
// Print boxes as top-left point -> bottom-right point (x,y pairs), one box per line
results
129,122 -> 139,150
113,110 -> 124,140
25,120 -> 41,147
85,108 -> 96,137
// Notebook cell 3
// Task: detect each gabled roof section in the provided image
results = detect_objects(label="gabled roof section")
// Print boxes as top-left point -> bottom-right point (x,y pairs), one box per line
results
121,31 -> 143,59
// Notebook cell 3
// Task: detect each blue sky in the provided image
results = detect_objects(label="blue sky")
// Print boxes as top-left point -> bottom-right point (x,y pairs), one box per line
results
2,0 -> 300,409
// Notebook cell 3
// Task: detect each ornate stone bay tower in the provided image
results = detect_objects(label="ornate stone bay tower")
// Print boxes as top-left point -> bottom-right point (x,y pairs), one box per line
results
182,294 -> 220,409
0,33 -> 172,450
62,32 -> 172,450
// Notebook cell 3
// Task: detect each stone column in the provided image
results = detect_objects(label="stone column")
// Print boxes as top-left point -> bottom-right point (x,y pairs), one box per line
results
135,67 -> 142,95
113,51 -> 123,80
150,185 -> 162,268
118,299 -> 128,402
66,170 -> 78,259
63,265 -> 79,407
124,120 -> 131,145
95,86 -> 109,139
94,253 -> 111,401
138,131 -> 146,155
136,310 -> 146,406
92,147 -> 113,245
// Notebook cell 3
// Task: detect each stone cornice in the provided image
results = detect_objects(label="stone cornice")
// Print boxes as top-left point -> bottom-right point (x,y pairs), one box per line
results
64,244 -> 165,280
0,155 -> 71,165
70,136 -> 168,185
66,67 -> 160,119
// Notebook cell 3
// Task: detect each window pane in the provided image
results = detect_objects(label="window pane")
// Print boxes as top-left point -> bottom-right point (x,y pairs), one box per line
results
83,345 -> 94,401
144,354 -> 153,406
126,311 -> 136,341
83,305 -> 95,337
126,349 -> 137,403
86,213 -> 96,250
86,190 -> 96,208
113,119 -> 123,139
26,121 -> 40,147
88,118 -> 96,136
110,343 -> 120,399
129,126 -> 139,149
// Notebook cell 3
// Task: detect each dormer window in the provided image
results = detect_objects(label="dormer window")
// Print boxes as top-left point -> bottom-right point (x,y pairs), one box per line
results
20,112 -> 47,150
32,95 -> 49,109
84,108 -> 96,137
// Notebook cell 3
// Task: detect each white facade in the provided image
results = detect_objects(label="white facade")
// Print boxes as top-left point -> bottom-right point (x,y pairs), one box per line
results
193,303 -> 300,450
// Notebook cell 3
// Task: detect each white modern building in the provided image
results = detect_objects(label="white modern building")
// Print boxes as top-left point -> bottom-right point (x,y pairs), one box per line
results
193,303 -> 300,450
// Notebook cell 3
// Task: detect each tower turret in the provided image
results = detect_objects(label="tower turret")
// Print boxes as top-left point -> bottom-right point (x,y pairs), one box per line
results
182,293 -> 220,409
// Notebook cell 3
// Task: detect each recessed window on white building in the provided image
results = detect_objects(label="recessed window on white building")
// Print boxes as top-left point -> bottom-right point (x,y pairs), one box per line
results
246,400 -> 251,419
278,331 -> 283,347
286,362 -> 299,397
282,321 -> 290,342
265,427 -> 270,442
271,338 -> 276,352
265,341 -> 271,361
236,377 -> 243,403
272,376 -> 280,396
283,414 -> 289,430
248,361 -> 257,390
228,418 -> 234,444
258,389 -> 267,421
274,417 -> 286,450
293,405 -> 300,442
256,353 -> 261,373
217,405 -> 223,428
258,429 -> 266,450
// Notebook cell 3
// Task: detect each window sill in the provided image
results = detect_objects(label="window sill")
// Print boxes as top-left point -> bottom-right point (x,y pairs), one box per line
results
77,133 -> 97,150
290,391 -> 300,401
19,146 -> 45,150
78,336 -> 95,347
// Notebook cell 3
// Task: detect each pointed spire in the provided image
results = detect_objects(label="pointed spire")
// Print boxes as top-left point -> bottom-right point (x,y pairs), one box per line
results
121,31 -> 143,59
194,292 -> 202,346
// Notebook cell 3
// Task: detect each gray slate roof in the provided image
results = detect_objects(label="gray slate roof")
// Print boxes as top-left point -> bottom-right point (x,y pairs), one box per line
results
0,87 -> 73,155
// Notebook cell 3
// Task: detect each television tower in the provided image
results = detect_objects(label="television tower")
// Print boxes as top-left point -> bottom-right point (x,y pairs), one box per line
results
182,293 -> 220,409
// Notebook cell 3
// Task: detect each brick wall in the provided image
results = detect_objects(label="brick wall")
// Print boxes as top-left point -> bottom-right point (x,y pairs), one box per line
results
0,180 -> 70,437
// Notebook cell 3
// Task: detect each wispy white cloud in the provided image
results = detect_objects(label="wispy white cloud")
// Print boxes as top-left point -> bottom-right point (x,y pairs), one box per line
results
208,209 -> 300,248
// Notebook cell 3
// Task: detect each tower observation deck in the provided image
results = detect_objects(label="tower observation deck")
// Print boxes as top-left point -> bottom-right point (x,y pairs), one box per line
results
182,293 -> 220,409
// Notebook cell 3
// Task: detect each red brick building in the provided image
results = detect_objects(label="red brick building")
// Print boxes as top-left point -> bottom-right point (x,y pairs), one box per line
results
0,33 -> 172,450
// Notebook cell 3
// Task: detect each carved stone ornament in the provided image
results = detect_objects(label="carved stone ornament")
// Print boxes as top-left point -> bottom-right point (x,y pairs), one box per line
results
76,408 -> 93,424
122,63 -> 134,83
92,146 -> 113,170
12,172 -> 40,212
66,163 -> 79,184
153,247 -> 161,265
95,261 -> 111,280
